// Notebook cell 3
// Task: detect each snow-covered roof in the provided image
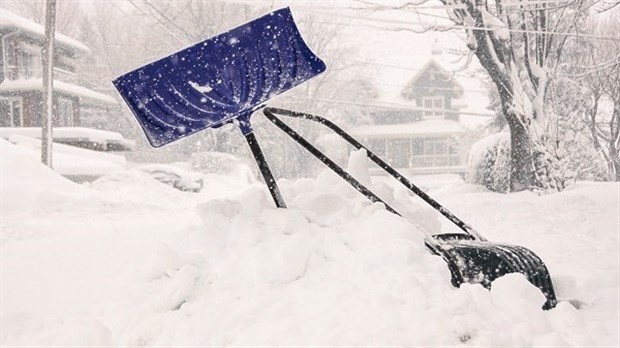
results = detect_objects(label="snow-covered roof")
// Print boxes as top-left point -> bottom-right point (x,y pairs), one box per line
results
1,127 -> 125,142
0,8 -> 90,54
0,127 -> 135,151
0,78 -> 117,106
349,119 -> 465,138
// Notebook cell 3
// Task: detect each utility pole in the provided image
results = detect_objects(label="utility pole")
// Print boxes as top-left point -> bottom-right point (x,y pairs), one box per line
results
41,0 -> 56,167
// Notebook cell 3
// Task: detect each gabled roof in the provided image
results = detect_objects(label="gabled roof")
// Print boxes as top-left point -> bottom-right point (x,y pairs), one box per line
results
0,8 -> 90,54
354,24 -> 493,128
367,52 -> 493,128
401,58 -> 464,99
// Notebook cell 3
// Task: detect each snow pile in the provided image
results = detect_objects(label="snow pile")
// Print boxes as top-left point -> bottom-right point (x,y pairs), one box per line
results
0,139 -> 99,218
3,135 -> 126,177
190,150 -> 256,179
89,169 -> 195,210
1,143 -> 618,346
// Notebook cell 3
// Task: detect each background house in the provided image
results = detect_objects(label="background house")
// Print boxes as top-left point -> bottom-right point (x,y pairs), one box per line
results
0,9 -> 133,180
0,9 -> 133,149
349,52 -> 492,176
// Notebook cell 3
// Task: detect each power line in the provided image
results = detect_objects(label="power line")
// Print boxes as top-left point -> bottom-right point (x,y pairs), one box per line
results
301,9 -> 620,42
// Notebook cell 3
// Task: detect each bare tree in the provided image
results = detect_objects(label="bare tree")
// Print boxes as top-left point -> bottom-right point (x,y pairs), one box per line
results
576,15 -> 620,180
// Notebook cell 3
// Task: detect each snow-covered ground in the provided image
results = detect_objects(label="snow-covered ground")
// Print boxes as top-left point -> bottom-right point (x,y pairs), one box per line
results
1,139 -> 618,346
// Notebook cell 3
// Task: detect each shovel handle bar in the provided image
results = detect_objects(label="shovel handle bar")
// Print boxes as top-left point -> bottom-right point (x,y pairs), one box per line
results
262,106 -> 486,242
259,109 -> 401,216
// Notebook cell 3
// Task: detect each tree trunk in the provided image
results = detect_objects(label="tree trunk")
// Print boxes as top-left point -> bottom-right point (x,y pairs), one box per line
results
494,80 -> 536,191
505,110 -> 535,191
611,139 -> 620,182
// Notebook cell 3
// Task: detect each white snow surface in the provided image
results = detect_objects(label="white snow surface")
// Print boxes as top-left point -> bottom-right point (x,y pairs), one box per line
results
0,8 -> 91,54
1,143 -> 619,346
3,136 -> 126,177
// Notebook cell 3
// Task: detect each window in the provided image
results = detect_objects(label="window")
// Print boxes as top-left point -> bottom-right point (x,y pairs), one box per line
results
57,98 -> 74,126
410,137 -> 461,168
448,141 -> 460,166
0,97 -> 23,127
17,43 -> 42,78
387,138 -> 410,168
5,41 -> 19,79
422,96 -> 444,119
18,52 -> 35,78
56,54 -> 76,73
366,138 -> 387,156
358,137 -> 461,170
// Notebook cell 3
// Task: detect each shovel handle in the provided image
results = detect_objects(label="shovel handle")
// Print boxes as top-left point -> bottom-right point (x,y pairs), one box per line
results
239,115 -> 287,209
262,107 -> 486,242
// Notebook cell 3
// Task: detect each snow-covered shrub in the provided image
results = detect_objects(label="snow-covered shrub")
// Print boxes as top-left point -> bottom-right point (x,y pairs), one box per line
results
467,132 -> 511,193
532,138 -> 575,192
532,124 -> 608,191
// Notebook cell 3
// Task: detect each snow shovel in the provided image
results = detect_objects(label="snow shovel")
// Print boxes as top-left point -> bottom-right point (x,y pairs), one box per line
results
113,7 -> 557,310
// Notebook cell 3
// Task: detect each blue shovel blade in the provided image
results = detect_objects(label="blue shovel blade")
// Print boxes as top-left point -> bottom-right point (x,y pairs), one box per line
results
113,7 -> 326,147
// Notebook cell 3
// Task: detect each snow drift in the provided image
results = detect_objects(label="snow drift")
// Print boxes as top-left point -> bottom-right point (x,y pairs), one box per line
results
1,141 -> 618,346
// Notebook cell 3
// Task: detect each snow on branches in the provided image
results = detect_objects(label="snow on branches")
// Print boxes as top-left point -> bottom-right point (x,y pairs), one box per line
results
439,0 -> 591,190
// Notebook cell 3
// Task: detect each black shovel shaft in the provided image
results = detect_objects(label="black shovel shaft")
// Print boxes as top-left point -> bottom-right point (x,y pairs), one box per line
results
263,107 -> 486,241
244,131 -> 287,208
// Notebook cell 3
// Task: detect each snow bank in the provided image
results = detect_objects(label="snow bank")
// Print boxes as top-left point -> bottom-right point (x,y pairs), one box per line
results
7,135 -> 126,177
1,142 -> 618,346
89,169 -> 195,209
0,139 -> 97,219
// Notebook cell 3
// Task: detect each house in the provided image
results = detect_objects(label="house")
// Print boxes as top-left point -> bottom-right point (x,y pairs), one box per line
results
349,56 -> 491,176
0,8 -> 132,152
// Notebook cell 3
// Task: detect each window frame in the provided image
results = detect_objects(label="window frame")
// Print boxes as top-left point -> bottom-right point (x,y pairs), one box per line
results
17,42 -> 42,78
57,97 -> 74,127
0,96 -> 24,127
421,96 -> 445,119
410,136 -> 461,168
